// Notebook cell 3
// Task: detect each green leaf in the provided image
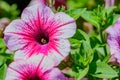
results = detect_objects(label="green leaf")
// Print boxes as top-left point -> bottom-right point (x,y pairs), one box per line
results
69,38 -> 81,49
0,56 -> 6,66
66,8 -> 86,20
72,29 -> 89,41
0,64 -> 7,80
112,14 -> 120,24
0,1 -> 10,12
89,62 -> 118,78
0,1 -> 19,19
80,41 -> 92,55
0,38 -> 6,54
90,36 -> 101,49
81,11 -> 100,28
106,6 -> 116,15
65,66 -> 89,80
67,0 -> 88,10
76,66 -> 89,80
79,41 -> 93,66
0,38 -> 6,48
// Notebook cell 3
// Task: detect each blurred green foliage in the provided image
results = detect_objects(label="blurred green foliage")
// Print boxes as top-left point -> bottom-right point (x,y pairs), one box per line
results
0,1 -> 20,20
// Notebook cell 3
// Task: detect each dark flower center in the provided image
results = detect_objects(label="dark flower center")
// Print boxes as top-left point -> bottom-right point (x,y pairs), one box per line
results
27,75 -> 41,80
34,30 -> 49,45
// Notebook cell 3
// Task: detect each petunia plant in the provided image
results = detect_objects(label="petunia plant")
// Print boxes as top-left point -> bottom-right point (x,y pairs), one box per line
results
0,0 -> 120,80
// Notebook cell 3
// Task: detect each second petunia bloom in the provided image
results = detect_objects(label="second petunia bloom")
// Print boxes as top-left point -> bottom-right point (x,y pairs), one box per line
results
5,54 -> 73,80
106,17 -> 120,65
4,3 -> 76,65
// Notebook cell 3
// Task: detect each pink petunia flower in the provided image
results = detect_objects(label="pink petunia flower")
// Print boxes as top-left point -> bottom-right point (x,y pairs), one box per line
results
29,0 -> 67,10
29,0 -> 47,6
104,0 -> 115,8
4,3 -> 76,65
5,54 -> 73,80
54,0 -> 67,10
106,17 -> 120,65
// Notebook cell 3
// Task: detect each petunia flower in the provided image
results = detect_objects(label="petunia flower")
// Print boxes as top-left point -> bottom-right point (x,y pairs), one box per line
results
5,54 -> 73,80
29,0 -> 67,10
54,0 -> 67,10
106,17 -> 120,65
104,0 -> 115,8
4,3 -> 76,65
29,0 -> 47,6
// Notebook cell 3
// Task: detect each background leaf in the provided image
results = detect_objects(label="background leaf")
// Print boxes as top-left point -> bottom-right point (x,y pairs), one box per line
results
66,8 -> 86,20
0,64 -> 7,80
89,62 -> 118,78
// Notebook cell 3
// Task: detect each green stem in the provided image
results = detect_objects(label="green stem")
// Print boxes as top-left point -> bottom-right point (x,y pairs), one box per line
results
118,67 -> 120,79
100,29 -> 107,56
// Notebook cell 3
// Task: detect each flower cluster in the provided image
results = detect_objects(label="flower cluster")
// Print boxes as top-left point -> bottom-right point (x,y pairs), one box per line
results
4,1 -> 76,80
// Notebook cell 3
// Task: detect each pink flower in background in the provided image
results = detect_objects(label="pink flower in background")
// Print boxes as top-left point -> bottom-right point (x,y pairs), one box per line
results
29,0 -> 46,6
4,3 -> 76,65
106,17 -> 120,65
104,0 -> 115,8
29,0 -> 67,10
54,0 -> 67,10
5,55 -> 71,80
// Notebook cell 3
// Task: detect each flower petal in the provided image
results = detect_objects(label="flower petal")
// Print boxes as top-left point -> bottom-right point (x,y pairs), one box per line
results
48,39 -> 70,65
29,0 -> 46,6
14,39 -> 70,66
21,4 -> 54,30
106,17 -> 120,65
106,24 -> 120,36
14,50 -> 28,60
107,36 -> 120,64
48,12 -> 76,39
43,68 -> 67,80
4,19 -> 34,50
5,54 -> 55,80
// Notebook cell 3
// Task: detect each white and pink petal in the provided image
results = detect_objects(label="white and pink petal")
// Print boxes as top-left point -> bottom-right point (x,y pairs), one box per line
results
43,68 -> 67,80
4,19 -> 34,50
48,12 -> 76,39
21,4 -> 54,30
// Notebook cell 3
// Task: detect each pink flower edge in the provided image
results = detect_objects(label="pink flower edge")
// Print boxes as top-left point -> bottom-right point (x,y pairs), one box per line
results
5,54 -> 73,80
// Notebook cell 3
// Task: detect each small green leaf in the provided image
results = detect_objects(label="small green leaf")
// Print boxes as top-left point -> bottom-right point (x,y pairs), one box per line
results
0,56 -> 6,66
0,38 -> 6,54
90,36 -> 101,49
0,64 -> 7,80
66,8 -> 86,20
81,11 -> 100,28
76,66 -> 89,80
89,62 -> 118,78
65,66 -> 89,80
80,41 -> 92,55
0,38 -> 6,48
72,29 -> 89,41
106,6 -> 116,15
69,38 -> 81,49
0,1 -> 10,12
112,14 -> 120,24
79,41 -> 93,66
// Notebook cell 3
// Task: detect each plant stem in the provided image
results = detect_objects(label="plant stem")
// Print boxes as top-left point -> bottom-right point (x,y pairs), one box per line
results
100,29 -> 107,56
118,67 -> 120,79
